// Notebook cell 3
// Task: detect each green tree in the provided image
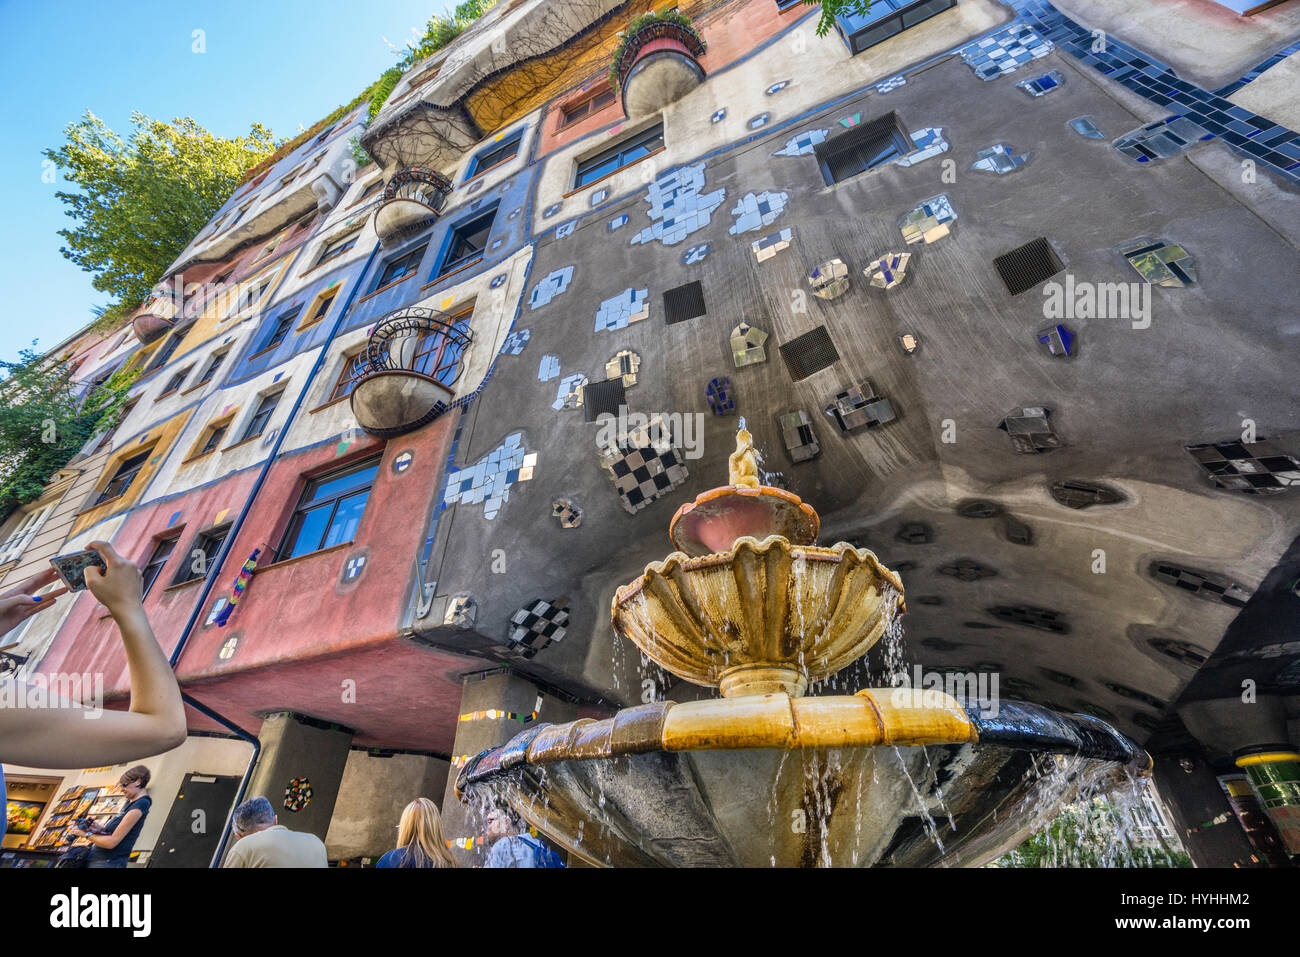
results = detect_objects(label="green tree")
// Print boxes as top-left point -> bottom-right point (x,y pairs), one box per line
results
803,0 -> 875,37
0,346 -> 138,523
44,112 -> 275,327
993,797 -> 1192,868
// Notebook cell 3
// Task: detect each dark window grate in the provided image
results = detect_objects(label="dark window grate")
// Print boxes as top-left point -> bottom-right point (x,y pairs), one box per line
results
778,326 -> 840,381
582,378 -> 626,421
813,112 -> 912,185
988,604 -> 1069,633
993,237 -> 1063,296
663,281 -> 707,325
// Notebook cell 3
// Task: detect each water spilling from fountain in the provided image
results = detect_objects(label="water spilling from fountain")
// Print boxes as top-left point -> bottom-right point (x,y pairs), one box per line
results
458,427 -> 1151,866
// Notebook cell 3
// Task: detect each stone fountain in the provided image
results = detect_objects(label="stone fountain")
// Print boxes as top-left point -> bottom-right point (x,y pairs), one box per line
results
457,428 -> 1151,867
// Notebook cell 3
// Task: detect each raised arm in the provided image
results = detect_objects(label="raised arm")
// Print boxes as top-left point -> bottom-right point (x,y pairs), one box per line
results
0,542 -> 187,767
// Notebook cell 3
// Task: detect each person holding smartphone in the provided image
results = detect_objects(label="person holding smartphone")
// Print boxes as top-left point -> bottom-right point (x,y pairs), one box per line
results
66,766 -> 152,868
0,541 -> 187,771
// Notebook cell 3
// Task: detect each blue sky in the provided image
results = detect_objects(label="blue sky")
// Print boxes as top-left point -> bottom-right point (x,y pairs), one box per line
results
0,0 -> 454,362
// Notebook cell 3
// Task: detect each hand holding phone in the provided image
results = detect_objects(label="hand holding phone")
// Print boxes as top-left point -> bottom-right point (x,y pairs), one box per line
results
49,549 -> 108,592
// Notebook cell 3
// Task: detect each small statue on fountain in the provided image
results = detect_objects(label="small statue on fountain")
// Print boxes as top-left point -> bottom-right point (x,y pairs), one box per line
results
728,426 -> 761,489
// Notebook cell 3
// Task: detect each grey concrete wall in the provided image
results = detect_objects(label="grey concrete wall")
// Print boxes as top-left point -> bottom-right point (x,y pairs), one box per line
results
246,712 -> 353,843
325,749 -> 450,860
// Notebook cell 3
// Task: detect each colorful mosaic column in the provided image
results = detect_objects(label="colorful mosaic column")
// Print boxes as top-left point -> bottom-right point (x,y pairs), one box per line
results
1235,751 -> 1300,857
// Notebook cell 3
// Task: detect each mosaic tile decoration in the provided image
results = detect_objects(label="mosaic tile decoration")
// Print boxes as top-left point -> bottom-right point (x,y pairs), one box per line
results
1113,115 -> 1211,163
899,195 -> 956,245
897,332 -> 920,355
753,228 -> 793,262
609,214 -> 628,231
1149,562 -> 1250,607
876,75 -> 906,93
1017,69 -> 1065,96
893,127 -> 948,167
731,322 -> 768,367
442,432 -> 537,520
958,22 -> 1053,81
999,406 -> 1061,454
1186,439 -> 1300,494
682,243 -> 709,265
529,266 -> 574,309
749,113 -> 771,129
605,349 -> 640,387
591,188 -> 609,206
774,129 -> 828,158
507,598 -> 568,658
489,273 -> 508,289
824,382 -> 896,433
552,499 -> 583,528
552,373 -> 587,411
1069,116 -> 1105,139
711,108 -> 727,124
554,220 -> 576,239
864,251 -> 911,290
1036,323 -> 1076,357
1213,39 -> 1300,98
500,329 -> 530,355
600,415 -> 690,514
630,163 -> 726,247
444,594 -> 476,628
595,288 -> 650,331
1121,238 -> 1197,286
538,354 -> 560,382
839,113 -> 862,128
779,410 -> 820,463
1008,0 -> 1300,185
543,203 -> 561,218
809,259 -> 850,299
971,143 -> 1030,174
728,190 -> 790,234
707,376 -> 735,416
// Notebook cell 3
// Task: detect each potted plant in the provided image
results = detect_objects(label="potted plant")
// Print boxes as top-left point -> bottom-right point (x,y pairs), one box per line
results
608,9 -> 707,94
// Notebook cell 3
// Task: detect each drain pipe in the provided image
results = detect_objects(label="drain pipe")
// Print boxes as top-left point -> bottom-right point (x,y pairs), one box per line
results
169,237 -> 382,668
180,692 -> 260,868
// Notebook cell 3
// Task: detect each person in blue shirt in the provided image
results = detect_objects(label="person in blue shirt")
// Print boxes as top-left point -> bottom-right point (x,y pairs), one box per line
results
67,765 -> 152,868
483,804 -> 565,868
376,797 -> 457,868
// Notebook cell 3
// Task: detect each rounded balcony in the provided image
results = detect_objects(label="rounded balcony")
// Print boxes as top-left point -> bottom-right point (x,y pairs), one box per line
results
373,167 -> 453,248
349,307 -> 472,438
131,296 -> 178,344
615,19 -> 707,119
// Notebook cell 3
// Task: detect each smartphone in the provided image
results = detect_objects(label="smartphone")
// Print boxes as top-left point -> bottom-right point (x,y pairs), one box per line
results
49,549 -> 107,592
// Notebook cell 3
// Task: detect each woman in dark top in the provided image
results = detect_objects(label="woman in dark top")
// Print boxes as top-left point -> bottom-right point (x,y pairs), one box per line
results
68,765 -> 152,868
376,798 -> 457,868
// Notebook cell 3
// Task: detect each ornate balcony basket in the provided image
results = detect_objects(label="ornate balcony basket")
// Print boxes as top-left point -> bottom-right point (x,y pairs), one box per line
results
373,167 -> 454,247
348,307 -> 472,438
613,18 -> 707,119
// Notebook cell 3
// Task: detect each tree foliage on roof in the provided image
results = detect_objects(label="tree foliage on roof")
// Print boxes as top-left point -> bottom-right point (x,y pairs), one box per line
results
44,112 -> 276,330
802,0 -> 876,37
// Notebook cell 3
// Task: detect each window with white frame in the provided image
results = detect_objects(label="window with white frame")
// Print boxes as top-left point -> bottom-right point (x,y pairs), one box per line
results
0,503 -> 55,565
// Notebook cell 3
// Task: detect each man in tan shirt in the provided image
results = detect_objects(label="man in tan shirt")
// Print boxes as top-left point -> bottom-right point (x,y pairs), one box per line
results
222,796 -> 328,868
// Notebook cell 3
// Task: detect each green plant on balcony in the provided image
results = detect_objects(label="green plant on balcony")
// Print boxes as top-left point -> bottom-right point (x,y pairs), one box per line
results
608,10 -> 707,94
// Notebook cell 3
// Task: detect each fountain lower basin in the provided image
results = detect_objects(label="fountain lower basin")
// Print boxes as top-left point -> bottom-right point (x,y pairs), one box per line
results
457,692 -> 1150,867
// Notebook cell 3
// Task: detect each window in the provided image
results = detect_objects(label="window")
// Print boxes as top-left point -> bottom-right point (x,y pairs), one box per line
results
279,457 -> 382,560
198,423 -> 228,457
172,525 -> 232,586
314,126 -> 335,146
241,391 -> 283,442
814,112 -> 912,185
260,307 -> 302,353
574,123 -> 664,188
373,243 -> 427,290
300,289 -> 338,329
328,351 -> 366,402
228,203 -> 253,229
0,504 -> 54,565
141,535 -> 180,596
95,449 -> 152,505
316,232 -> 359,267
465,130 -> 523,180
410,312 -> 471,385
560,88 -> 616,128
198,349 -> 228,385
278,164 -> 304,189
435,210 -> 495,277
226,273 -> 274,317
159,366 -> 192,396
145,332 -> 184,373
356,179 -> 384,203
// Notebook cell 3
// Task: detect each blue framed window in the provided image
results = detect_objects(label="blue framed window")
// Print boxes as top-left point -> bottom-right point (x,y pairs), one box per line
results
465,129 -> 523,180
434,206 -> 497,278
574,123 -> 664,188
279,456 -> 382,560
259,306 -> 302,353
372,243 -> 428,291
833,0 -> 956,55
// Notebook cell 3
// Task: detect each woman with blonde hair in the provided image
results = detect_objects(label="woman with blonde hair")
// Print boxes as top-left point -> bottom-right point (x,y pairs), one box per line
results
376,798 -> 457,868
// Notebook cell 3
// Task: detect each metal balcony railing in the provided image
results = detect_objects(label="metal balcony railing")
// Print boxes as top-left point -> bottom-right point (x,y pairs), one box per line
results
373,167 -> 454,246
